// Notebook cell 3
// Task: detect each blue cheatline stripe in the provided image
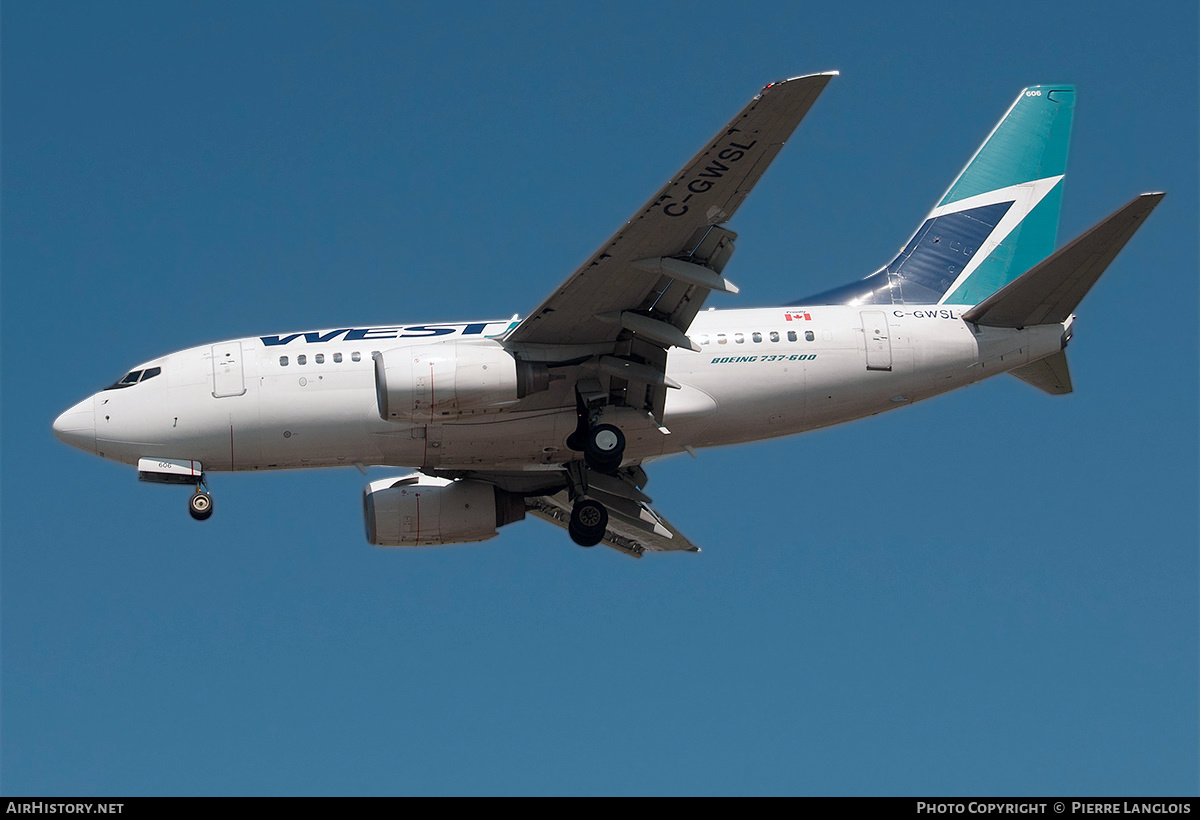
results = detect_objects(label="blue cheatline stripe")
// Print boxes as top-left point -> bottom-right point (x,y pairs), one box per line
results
891,201 -> 1014,302
943,179 -> 1064,304
795,201 -> 1014,306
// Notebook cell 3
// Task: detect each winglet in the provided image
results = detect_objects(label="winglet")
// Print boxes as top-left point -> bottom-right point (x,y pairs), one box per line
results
759,70 -> 839,96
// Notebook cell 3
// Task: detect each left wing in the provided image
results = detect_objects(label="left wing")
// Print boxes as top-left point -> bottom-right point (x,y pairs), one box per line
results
487,76 -> 835,557
504,73 -> 835,422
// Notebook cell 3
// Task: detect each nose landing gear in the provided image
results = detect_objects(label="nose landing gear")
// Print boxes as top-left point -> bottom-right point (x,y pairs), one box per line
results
188,486 -> 214,520
134,458 -> 214,521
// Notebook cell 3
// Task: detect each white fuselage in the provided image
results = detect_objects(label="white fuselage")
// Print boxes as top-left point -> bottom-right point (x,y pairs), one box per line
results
63,305 -> 1066,474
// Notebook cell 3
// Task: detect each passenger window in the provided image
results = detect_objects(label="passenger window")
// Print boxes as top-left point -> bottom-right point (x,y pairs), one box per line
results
315,354 -> 324,364
787,331 -> 798,342
805,331 -> 815,342
752,332 -> 762,343
352,352 -> 362,362
280,356 -> 288,366
717,334 -> 727,345
770,331 -> 780,343
735,333 -> 744,344
333,353 -> 343,363
698,334 -> 709,346
297,355 -> 307,365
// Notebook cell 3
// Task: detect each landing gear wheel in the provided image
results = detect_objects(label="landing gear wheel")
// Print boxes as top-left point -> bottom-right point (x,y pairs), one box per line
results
568,499 -> 608,547
584,424 -> 625,474
188,490 -> 214,521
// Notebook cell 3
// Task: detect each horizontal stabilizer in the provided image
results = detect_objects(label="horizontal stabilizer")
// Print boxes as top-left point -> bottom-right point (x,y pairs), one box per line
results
963,193 -> 1163,328
1009,350 -> 1073,395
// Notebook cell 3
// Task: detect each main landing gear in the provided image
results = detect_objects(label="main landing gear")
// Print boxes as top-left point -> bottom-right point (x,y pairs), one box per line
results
566,387 -> 626,475
563,385 -> 629,547
188,483 -> 214,521
584,424 -> 625,474
568,498 -> 608,547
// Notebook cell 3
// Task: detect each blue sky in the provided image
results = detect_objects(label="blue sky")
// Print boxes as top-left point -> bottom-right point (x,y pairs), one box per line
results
3,0 -> 1196,796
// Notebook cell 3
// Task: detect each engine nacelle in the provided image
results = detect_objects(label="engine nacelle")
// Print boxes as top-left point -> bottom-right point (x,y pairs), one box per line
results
363,474 -> 526,547
372,341 -> 549,423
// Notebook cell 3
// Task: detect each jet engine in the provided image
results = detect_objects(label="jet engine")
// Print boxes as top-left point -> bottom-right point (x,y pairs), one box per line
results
363,474 -> 526,546
372,341 -> 549,423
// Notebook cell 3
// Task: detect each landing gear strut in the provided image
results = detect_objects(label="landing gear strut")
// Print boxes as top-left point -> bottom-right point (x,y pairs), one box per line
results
569,498 -> 608,547
188,487 -> 214,521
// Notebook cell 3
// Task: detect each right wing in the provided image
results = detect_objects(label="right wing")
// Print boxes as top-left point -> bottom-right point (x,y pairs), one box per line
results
528,488 -> 697,559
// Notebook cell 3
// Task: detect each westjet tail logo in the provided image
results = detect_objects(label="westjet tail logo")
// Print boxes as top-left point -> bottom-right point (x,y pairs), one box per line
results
260,320 -> 516,347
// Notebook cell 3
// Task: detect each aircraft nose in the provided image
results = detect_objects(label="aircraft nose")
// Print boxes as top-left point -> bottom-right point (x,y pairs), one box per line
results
53,395 -> 97,453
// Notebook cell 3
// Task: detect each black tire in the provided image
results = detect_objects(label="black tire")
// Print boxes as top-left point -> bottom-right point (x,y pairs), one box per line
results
188,491 -> 214,521
584,423 -> 625,474
568,499 -> 608,547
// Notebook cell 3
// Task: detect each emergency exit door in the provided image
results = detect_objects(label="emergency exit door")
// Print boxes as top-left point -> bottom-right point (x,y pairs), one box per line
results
211,342 -> 246,397
861,311 -> 893,371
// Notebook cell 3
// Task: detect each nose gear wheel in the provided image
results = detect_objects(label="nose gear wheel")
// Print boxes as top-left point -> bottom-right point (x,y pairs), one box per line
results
188,489 -> 214,521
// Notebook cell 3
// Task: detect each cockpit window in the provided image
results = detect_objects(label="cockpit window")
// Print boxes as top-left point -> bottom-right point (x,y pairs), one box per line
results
104,366 -> 162,390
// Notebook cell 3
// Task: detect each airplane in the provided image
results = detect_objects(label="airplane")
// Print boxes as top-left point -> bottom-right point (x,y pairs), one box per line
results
52,73 -> 1163,558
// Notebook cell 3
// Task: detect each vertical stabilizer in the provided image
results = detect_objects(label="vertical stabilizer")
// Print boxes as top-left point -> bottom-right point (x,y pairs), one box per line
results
800,86 -> 1075,306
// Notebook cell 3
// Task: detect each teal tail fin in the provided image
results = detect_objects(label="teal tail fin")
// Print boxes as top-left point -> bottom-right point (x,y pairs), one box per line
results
800,85 -> 1076,306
